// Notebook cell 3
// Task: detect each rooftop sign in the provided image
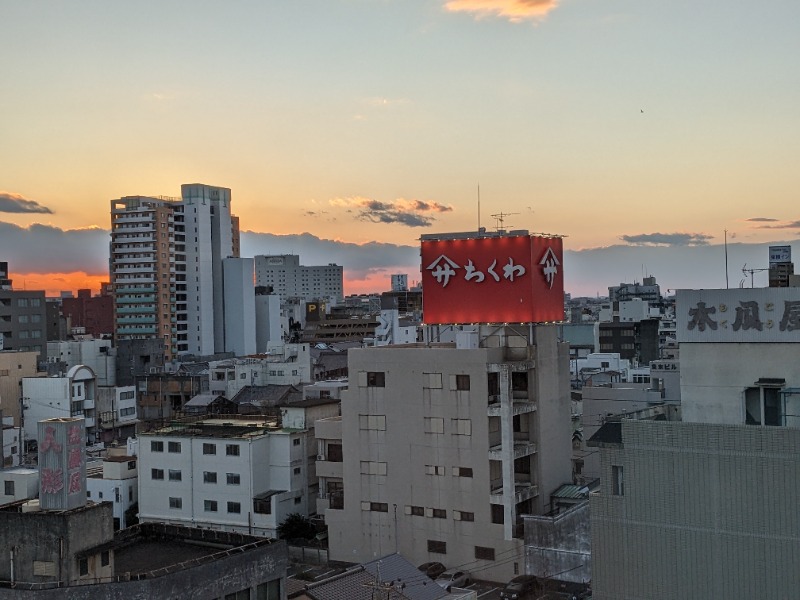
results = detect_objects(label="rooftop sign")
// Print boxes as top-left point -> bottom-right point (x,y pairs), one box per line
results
421,233 -> 564,324
677,288 -> 800,343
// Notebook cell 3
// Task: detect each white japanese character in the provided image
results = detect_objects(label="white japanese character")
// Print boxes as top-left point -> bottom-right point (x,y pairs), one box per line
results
539,247 -> 560,289
487,259 -> 500,282
427,255 -> 460,288
464,260 -> 485,283
503,258 -> 526,281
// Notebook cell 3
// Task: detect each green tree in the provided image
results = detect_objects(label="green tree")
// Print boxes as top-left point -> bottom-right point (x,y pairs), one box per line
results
277,513 -> 317,541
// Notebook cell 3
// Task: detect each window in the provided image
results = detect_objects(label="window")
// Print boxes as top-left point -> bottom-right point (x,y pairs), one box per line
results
293,467 -> 301,475
612,465 -> 624,496
203,471 -> 217,484
491,504 -> 504,524
409,505 -> 424,516
475,546 -> 495,561
254,495 -> 272,515
168,470 -> 182,481
360,461 -> 388,475
458,511 -> 475,522
169,497 -> 182,509
432,508 -> 447,519
4,480 -> 14,496
425,465 -> 445,476
456,374 -> 470,391
359,415 -> 387,431
292,438 -> 301,446
226,473 -> 241,485
452,419 -> 472,436
226,444 -> 240,456
151,468 -> 164,480
78,557 -> 88,576
204,500 -> 218,512
168,441 -> 181,453
424,417 -> 444,434
203,443 -> 216,455
101,551 -> 110,567
367,371 -> 385,387
423,372 -> 442,388
454,467 -> 473,478
127,460 -> 136,470
150,441 -> 164,452
256,580 -> 280,600
227,501 -> 241,514
427,540 -> 446,554
370,502 -> 389,512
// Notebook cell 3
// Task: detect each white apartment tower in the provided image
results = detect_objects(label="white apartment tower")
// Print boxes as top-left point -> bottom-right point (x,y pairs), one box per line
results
110,184 -> 241,359
254,254 -> 344,306
325,325 -> 573,582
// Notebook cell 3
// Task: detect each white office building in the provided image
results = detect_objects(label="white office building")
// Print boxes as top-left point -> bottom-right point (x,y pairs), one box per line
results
138,416 -> 317,538
254,255 -> 343,306
86,453 -> 139,530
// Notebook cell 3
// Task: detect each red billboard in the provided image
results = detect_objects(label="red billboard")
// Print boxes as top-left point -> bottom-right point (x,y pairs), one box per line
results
421,234 -> 564,324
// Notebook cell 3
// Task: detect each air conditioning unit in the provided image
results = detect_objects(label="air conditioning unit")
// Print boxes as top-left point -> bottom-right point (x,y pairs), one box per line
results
316,454 -> 325,461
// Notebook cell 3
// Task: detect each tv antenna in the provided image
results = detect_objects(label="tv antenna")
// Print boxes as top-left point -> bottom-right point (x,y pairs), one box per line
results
741,263 -> 769,288
490,211 -> 518,232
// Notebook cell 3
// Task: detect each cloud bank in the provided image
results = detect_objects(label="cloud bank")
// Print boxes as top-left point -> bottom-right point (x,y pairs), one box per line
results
328,197 -> 453,228
619,232 -> 714,247
0,192 -> 53,214
444,0 -> 560,23
0,222 -> 109,274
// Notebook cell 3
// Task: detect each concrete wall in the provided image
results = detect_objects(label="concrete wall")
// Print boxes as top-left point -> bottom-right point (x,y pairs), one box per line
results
591,420 -> 800,600
0,536 -> 287,600
681,342 -> 800,425
524,501 -> 591,584
222,257 -> 256,357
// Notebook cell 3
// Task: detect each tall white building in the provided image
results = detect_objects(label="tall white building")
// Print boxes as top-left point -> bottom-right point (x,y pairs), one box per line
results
222,257 -> 256,357
110,184 -> 241,359
324,325 -> 573,582
254,255 -> 343,306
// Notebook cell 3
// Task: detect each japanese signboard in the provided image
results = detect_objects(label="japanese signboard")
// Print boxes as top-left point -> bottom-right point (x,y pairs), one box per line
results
769,245 -> 792,266
421,233 -> 564,324
38,418 -> 86,510
677,288 -> 800,343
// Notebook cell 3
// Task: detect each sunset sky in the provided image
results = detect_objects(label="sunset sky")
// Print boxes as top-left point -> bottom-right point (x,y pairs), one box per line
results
2,1 -> 799,296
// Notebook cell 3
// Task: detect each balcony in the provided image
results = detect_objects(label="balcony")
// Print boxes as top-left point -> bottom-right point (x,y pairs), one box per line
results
116,294 -> 156,303
117,316 -> 157,325
487,399 -> 538,417
117,326 -> 157,335
316,459 -> 343,479
488,440 -> 537,461
116,305 -> 156,314
489,483 -> 539,504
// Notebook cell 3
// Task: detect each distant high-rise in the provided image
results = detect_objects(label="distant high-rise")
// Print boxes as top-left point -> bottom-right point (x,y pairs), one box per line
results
254,254 -> 343,306
109,184 -> 241,360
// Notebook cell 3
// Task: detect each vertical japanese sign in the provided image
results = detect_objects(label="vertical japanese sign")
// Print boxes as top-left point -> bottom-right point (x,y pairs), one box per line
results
38,418 -> 86,510
421,234 -> 564,324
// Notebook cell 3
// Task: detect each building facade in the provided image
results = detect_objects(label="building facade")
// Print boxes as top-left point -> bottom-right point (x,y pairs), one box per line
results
254,254 -> 344,306
325,325 -> 573,582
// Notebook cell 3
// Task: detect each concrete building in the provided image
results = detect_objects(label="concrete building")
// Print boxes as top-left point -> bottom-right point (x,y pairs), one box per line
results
61,288 -> 114,337
22,365 -> 98,444
325,325 -> 573,582
608,277 -> 661,304
0,350 -> 40,426
0,288 -> 47,358
222,257 -> 256,356
47,339 -> 116,386
95,385 -> 138,443
138,414 -> 319,538
255,288 -> 284,351
0,467 -> 38,505
2,415 -> 21,468
589,286 -> 800,600
110,184 -> 240,361
254,254 -> 344,306
86,453 -> 138,530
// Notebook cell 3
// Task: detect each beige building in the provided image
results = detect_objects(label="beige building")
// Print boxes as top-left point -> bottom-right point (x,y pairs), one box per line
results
324,325 -> 573,582
0,350 -> 40,426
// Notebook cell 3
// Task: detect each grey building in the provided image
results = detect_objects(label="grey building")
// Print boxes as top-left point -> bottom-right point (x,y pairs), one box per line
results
0,289 -> 47,359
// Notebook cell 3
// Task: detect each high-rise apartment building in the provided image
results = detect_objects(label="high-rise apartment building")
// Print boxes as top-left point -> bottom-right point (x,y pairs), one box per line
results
254,254 -> 344,306
109,184 -> 241,361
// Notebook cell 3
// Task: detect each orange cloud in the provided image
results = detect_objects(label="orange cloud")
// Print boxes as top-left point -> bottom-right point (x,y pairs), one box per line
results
444,0 -> 560,22
10,272 -> 106,297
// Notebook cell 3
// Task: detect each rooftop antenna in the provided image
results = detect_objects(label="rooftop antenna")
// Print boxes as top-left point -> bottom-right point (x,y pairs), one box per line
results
490,211 -> 518,233
477,184 -> 481,231
724,229 -> 729,289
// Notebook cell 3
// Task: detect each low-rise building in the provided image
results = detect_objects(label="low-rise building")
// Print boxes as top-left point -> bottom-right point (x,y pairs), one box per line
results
86,453 -> 138,530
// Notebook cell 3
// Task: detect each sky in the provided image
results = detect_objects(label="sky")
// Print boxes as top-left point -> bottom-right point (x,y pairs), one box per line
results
2,0 -> 799,296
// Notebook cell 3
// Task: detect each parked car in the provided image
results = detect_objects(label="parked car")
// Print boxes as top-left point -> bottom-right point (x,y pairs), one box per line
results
435,569 -> 470,591
418,562 -> 447,579
499,575 -> 538,599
